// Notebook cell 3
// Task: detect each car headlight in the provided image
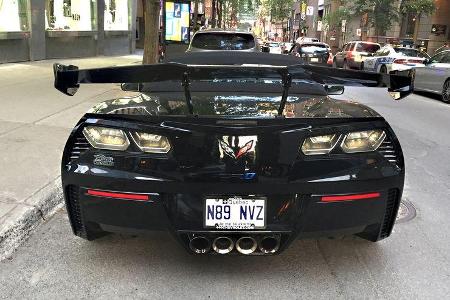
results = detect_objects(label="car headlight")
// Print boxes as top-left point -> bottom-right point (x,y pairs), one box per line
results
83,126 -> 130,151
301,134 -> 340,155
341,130 -> 386,153
131,132 -> 171,153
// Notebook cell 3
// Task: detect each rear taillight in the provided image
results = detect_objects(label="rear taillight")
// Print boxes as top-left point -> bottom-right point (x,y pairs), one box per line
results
393,58 -> 407,64
394,58 -> 423,65
408,59 -> 424,64
327,53 -> 333,65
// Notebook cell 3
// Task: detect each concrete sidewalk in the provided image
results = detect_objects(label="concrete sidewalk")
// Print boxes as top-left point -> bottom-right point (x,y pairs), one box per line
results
0,54 -> 143,260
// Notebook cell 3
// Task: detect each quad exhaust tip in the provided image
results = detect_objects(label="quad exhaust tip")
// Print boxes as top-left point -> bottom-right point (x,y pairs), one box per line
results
189,236 -> 211,254
236,236 -> 258,255
259,236 -> 280,254
212,236 -> 234,254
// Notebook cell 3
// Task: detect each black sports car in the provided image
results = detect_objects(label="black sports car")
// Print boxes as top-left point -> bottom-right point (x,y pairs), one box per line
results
54,52 -> 412,255
289,42 -> 332,66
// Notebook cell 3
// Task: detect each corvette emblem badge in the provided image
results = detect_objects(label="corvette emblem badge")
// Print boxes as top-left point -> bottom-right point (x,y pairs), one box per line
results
219,136 -> 257,161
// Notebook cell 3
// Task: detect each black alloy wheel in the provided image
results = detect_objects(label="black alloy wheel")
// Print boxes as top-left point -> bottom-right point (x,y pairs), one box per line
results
442,79 -> 450,103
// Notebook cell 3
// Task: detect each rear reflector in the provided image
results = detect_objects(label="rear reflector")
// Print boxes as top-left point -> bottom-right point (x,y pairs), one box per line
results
87,189 -> 150,201
321,192 -> 380,202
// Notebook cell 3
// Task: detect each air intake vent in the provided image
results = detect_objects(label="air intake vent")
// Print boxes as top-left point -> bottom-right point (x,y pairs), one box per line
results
378,137 -> 399,165
68,135 -> 90,162
380,188 -> 400,239
66,185 -> 85,237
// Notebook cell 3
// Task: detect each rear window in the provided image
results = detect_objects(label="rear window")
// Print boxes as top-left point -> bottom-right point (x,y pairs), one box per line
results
394,48 -> 429,58
191,33 -> 255,50
298,44 -> 328,53
301,43 -> 327,48
355,43 -> 380,53
269,43 -> 280,47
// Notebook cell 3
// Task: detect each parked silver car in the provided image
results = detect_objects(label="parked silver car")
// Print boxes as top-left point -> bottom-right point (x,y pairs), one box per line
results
414,50 -> 450,103
186,29 -> 259,52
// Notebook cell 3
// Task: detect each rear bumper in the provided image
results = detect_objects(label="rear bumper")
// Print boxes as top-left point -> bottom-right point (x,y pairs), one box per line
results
63,172 -> 403,253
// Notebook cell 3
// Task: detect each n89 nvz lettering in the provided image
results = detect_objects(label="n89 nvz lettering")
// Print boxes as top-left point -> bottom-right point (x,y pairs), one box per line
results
207,205 -> 231,220
206,205 -> 263,221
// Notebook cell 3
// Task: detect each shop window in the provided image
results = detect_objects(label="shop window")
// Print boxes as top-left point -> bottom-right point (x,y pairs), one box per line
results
45,0 -> 97,31
0,0 -> 29,32
104,0 -> 129,31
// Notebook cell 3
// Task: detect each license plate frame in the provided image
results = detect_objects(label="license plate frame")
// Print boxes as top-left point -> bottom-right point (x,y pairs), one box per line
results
310,57 -> 319,62
204,196 -> 267,230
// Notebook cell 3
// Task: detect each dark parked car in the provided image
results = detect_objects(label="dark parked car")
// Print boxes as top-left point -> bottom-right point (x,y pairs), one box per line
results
53,52 -> 412,255
333,41 -> 381,70
289,42 -> 332,66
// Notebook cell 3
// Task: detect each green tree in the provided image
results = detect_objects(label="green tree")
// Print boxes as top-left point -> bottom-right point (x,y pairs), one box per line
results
400,0 -> 435,44
323,5 -> 349,33
263,0 -> 294,22
348,0 -> 400,41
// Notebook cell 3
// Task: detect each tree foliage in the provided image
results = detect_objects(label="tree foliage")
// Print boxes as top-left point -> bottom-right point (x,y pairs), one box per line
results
347,0 -> 400,35
213,0 -> 255,28
347,0 -> 435,36
258,0 -> 294,22
323,6 -> 349,30
400,0 -> 435,16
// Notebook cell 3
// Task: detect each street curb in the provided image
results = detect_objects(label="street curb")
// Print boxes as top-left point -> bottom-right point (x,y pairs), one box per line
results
0,177 -> 64,261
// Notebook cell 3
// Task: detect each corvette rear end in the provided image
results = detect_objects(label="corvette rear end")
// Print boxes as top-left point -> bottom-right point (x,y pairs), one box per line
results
55,53 -> 412,255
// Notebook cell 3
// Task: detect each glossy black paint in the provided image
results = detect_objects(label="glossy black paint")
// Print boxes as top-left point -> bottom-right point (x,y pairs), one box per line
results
56,53 -> 409,254
61,104 -> 404,254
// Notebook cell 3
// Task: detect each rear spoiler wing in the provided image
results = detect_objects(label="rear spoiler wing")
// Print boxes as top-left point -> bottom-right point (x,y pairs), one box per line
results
53,62 -> 413,115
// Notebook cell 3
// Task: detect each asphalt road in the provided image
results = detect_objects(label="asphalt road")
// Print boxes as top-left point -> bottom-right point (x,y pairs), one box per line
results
1,88 -> 450,299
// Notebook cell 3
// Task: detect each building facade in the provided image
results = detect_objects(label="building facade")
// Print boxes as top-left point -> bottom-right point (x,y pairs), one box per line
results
291,0 -> 322,42
322,0 -> 449,55
0,0 -> 137,64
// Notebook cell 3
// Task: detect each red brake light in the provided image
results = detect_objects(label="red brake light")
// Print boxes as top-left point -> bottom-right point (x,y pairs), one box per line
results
408,59 -> 423,64
327,53 -> 333,64
393,58 -> 407,64
87,189 -> 150,201
321,192 -> 381,202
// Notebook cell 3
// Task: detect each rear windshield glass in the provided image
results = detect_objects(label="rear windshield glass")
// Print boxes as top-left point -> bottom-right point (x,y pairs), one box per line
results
394,48 -> 429,58
88,92 -> 368,118
301,43 -> 327,48
191,33 -> 255,50
269,43 -> 280,47
355,43 -> 380,53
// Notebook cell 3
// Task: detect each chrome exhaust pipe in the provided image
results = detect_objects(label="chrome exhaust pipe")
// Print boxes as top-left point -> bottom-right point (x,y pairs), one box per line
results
189,236 -> 211,254
212,236 -> 234,254
259,236 -> 280,254
236,236 -> 257,255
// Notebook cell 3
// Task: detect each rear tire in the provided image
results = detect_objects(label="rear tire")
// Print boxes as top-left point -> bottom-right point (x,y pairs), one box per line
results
380,65 -> 387,74
332,59 -> 337,68
343,60 -> 349,69
360,62 -> 364,70
442,79 -> 450,103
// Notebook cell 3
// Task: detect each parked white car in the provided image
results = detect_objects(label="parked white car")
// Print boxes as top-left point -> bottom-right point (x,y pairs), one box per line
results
363,46 -> 430,73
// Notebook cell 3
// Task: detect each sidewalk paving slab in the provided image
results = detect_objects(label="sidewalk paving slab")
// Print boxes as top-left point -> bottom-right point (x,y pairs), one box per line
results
0,54 -> 142,260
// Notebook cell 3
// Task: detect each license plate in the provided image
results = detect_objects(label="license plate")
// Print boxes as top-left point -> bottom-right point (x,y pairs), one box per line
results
204,197 -> 266,230
310,57 -> 319,62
